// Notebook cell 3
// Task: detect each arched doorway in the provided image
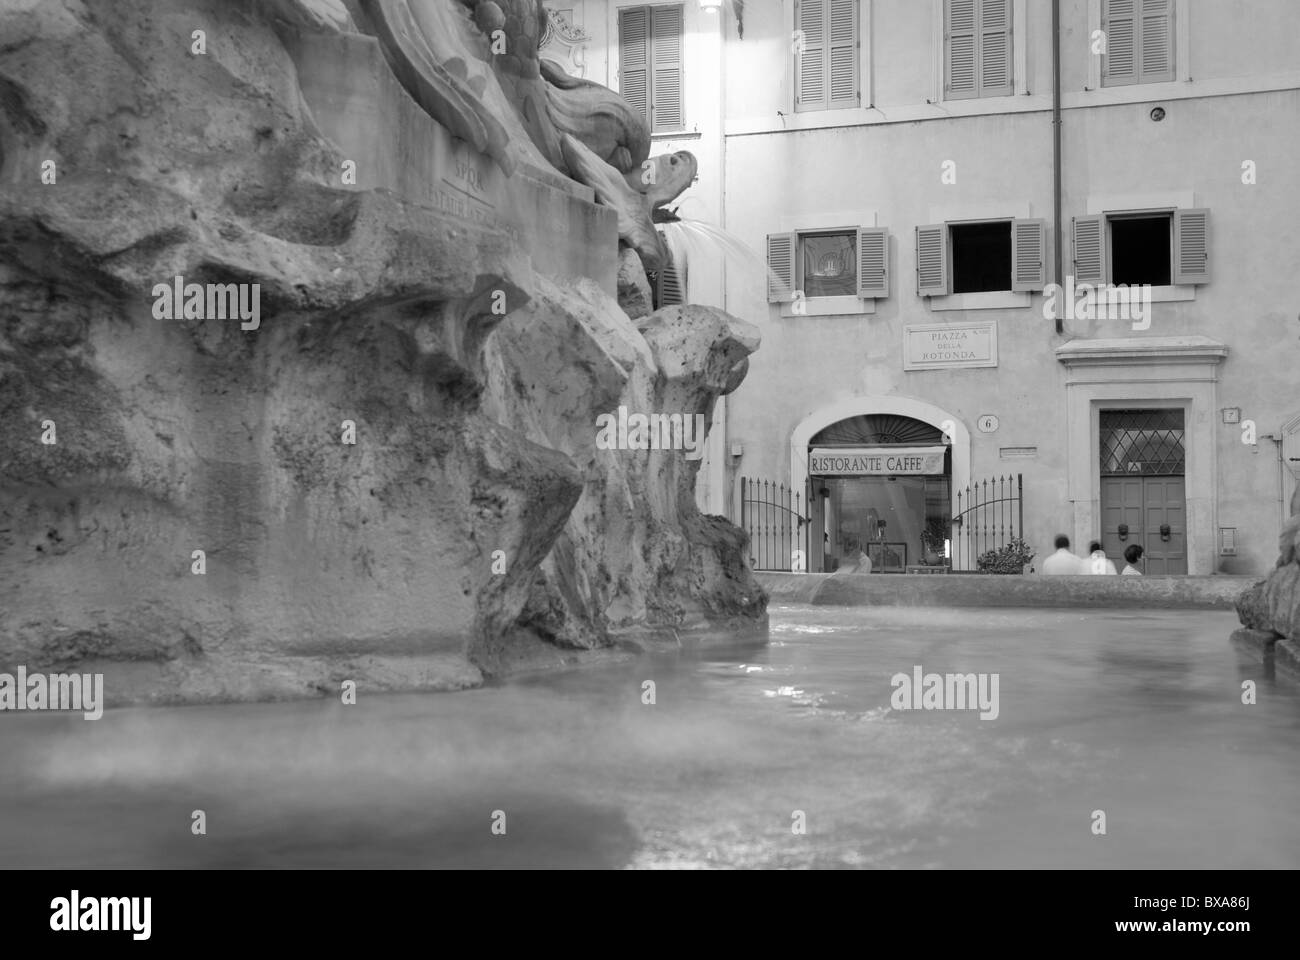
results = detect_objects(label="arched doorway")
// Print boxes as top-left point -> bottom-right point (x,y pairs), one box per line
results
790,397 -> 971,572
808,415 -> 951,572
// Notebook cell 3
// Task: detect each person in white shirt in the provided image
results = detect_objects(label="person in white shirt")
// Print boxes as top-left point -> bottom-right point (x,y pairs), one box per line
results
1086,540 -> 1118,575
1041,535 -> 1086,574
1121,544 -> 1144,575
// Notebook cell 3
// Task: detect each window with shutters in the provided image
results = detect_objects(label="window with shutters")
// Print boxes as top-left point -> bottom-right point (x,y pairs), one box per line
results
915,219 -> 1045,296
648,237 -> 686,308
1071,208 -> 1209,287
1102,0 -> 1174,87
619,5 -> 685,134
794,0 -> 860,113
767,225 -> 889,310
802,231 -> 857,297
944,0 -> 1012,100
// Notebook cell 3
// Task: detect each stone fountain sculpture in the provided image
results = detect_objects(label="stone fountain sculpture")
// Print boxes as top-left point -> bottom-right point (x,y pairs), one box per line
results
1233,486 -> 1300,673
357,0 -> 694,270
0,0 -> 764,704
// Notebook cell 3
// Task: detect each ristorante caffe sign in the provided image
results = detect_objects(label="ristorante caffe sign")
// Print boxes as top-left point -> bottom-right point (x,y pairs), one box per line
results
809,446 -> 947,476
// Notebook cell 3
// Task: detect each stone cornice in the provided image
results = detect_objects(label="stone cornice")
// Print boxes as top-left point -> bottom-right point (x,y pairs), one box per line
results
1055,336 -> 1229,367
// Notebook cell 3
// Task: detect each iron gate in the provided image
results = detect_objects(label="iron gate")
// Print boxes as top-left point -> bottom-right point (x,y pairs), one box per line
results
951,473 -> 1024,571
739,477 -> 810,572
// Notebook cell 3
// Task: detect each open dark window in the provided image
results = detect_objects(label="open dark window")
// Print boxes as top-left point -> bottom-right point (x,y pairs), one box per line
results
950,221 -> 1012,293
1109,214 -> 1172,286
1073,209 -> 1208,286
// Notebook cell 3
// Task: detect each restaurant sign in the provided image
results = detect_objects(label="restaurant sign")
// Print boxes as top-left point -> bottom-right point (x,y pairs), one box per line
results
809,446 -> 947,476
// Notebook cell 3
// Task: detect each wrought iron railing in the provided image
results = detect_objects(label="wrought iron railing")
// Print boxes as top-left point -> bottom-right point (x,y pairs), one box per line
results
739,477 -> 810,572
951,473 -> 1024,572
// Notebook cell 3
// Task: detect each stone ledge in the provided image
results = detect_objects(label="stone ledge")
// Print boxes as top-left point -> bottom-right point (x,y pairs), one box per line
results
1055,335 -> 1229,366
758,572 -> 1255,608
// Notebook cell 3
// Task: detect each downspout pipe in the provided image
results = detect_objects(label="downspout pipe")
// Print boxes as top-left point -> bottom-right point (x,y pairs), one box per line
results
1052,0 -> 1063,335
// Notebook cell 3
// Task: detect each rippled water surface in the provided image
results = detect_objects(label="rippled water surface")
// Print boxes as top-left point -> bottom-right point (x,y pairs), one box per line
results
2,605 -> 1297,868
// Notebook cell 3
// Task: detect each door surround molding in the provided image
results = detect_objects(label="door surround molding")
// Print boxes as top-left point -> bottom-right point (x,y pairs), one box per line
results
1056,336 -> 1227,574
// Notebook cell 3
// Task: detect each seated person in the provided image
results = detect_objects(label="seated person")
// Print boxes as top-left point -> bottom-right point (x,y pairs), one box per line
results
1042,535 -> 1085,574
1121,544 -> 1144,575
1086,541 -> 1118,575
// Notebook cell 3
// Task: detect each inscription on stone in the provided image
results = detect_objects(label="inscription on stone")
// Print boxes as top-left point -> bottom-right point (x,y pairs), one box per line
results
903,321 -> 998,371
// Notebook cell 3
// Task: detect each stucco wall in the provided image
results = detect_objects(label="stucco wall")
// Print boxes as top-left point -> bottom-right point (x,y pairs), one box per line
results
578,0 -> 1299,574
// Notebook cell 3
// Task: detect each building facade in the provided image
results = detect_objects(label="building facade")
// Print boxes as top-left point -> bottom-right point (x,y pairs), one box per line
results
549,0 -> 1300,576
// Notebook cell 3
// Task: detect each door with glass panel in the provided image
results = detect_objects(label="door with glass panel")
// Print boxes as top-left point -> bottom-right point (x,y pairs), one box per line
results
1099,409 -> 1187,575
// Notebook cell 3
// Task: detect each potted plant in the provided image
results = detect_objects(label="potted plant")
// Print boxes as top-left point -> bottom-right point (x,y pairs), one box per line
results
975,537 -> 1036,575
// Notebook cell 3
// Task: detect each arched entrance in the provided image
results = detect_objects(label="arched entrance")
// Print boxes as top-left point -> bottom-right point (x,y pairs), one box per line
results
790,397 -> 971,571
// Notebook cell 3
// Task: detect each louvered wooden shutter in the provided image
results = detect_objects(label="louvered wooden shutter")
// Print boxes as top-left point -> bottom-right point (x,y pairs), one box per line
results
1104,0 -> 1174,86
978,0 -> 1012,96
856,227 -> 888,298
657,262 -> 685,305
651,5 -> 684,132
915,224 -> 949,297
1103,0 -> 1136,84
947,0 -> 1010,99
946,0 -> 978,97
619,7 -> 650,128
795,0 -> 827,111
1172,208 -> 1209,285
1010,218 -> 1046,291
1137,0 -> 1173,83
767,233 -> 796,303
828,0 -> 858,108
1072,214 -> 1106,284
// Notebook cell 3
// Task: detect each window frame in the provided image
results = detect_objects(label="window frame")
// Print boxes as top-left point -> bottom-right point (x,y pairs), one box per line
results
1086,0 -> 1191,92
797,228 -> 861,299
1099,0 -> 1175,88
768,212 -> 888,317
1074,194 -> 1205,301
947,218 -> 1015,294
615,2 -> 688,135
787,0 -> 871,115
917,209 -> 1043,310
942,0 -> 1014,101
931,0 -> 1027,103
1105,210 -> 1174,288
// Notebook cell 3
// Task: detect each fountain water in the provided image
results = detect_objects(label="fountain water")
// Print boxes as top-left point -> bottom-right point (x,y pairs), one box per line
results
655,215 -> 791,309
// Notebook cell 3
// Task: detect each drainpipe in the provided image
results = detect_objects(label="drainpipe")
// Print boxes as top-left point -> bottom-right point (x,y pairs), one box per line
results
1052,0 -> 1063,335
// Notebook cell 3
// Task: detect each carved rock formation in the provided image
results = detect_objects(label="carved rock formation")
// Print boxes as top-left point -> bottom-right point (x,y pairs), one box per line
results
540,58 -> 649,173
362,0 -> 695,271
0,0 -> 764,703
616,248 -> 653,320
1234,511 -> 1300,675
